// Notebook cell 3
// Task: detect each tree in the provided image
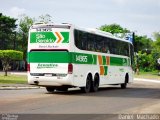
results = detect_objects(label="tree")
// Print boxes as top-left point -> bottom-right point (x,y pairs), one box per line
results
99,23 -> 130,34
0,13 -> 17,49
153,32 -> 160,52
153,32 -> 160,40
18,14 -> 34,60
0,50 -> 23,76
38,14 -> 52,23
134,35 -> 153,53
151,32 -> 160,71
136,51 -> 154,72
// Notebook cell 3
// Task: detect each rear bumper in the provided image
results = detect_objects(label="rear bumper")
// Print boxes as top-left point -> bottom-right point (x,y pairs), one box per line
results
28,72 -> 74,87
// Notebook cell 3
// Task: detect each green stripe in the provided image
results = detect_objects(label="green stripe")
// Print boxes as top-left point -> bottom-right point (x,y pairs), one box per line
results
28,52 -> 70,63
28,51 -> 129,66
104,66 -> 108,75
110,57 -> 128,66
92,55 -> 97,64
102,56 -> 106,65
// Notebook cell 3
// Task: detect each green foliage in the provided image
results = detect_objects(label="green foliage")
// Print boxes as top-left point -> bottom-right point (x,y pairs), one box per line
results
0,50 -> 23,76
151,32 -> 160,71
19,14 -> 34,34
0,13 -> 17,49
134,35 -> 153,53
0,50 -> 23,60
17,14 -> 34,60
134,35 -> 158,72
153,32 -> 160,40
99,23 -> 130,34
136,51 -> 154,72
152,32 -> 160,52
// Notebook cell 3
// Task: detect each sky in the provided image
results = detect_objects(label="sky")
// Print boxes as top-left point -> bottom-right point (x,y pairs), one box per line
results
0,0 -> 160,38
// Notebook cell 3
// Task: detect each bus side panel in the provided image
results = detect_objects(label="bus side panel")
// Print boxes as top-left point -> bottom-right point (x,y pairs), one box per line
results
73,64 -> 99,87
72,63 -> 133,87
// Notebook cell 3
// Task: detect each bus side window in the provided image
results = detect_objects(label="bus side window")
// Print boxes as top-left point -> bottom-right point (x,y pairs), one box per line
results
87,33 -> 95,51
123,43 -> 129,56
80,31 -> 87,50
110,39 -> 116,54
95,36 -> 103,52
74,29 -> 84,50
104,39 -> 110,53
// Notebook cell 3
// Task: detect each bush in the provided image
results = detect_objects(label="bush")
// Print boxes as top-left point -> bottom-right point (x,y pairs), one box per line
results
0,50 -> 23,76
135,51 -> 154,72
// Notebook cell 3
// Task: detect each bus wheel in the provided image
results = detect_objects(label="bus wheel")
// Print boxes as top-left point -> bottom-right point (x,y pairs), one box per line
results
81,75 -> 92,93
46,87 -> 55,92
121,74 -> 129,89
91,74 -> 99,92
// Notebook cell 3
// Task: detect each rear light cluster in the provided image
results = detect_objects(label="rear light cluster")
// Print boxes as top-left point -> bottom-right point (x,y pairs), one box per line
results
27,64 -> 30,72
68,63 -> 73,74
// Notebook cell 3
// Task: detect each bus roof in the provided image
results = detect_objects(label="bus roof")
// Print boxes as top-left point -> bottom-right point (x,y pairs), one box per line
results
31,23 -> 71,29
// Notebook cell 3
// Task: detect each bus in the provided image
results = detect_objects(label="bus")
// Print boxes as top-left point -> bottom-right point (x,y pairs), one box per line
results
27,23 -> 134,93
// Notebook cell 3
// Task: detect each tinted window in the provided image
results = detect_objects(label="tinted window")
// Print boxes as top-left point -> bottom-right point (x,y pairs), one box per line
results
95,36 -> 103,52
74,29 -> 130,57
87,33 -> 95,51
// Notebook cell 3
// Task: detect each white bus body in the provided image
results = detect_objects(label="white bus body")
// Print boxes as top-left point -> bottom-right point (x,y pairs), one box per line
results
27,23 -> 134,92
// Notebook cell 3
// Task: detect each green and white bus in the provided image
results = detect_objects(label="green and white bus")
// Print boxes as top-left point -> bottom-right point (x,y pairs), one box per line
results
27,23 -> 134,93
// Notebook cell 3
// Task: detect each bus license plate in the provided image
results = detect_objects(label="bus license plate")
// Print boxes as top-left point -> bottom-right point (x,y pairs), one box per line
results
45,74 -> 52,77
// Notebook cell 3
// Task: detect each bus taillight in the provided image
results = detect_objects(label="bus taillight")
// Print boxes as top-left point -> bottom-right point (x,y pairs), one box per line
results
68,63 -> 73,74
27,64 -> 30,72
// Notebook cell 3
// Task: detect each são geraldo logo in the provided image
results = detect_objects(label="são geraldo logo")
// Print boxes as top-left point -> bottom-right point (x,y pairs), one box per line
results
36,34 -> 45,39
35,33 -> 54,43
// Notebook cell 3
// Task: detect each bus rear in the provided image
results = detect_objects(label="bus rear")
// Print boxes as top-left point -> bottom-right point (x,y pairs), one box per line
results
27,24 -> 73,91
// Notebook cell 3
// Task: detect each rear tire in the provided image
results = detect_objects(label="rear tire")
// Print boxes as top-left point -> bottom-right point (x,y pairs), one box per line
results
81,75 -> 92,93
91,74 -> 99,92
121,82 -> 127,89
46,87 -> 55,92
121,74 -> 129,89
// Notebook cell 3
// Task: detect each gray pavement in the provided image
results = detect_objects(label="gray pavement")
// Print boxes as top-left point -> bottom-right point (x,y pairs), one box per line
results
0,80 -> 159,115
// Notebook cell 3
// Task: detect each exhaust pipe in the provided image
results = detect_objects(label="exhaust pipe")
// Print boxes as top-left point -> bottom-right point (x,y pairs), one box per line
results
34,81 -> 39,84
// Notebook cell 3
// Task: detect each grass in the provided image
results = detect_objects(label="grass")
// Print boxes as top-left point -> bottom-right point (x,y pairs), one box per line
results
134,71 -> 160,80
0,74 -> 27,84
